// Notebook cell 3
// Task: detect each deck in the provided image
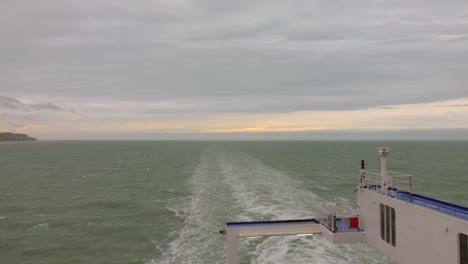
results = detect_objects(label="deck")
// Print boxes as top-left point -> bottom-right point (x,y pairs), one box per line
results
363,185 -> 468,221
396,191 -> 468,221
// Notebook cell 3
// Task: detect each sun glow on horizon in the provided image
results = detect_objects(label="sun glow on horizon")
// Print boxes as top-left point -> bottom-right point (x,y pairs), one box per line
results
3,97 -> 468,139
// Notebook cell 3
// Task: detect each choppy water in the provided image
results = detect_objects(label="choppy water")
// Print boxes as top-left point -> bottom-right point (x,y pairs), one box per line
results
1,141 -> 467,263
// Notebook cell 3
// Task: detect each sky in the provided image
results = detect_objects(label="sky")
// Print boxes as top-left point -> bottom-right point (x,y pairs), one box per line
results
1,0 -> 468,140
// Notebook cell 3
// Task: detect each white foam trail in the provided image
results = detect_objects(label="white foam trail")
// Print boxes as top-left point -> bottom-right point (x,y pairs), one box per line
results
218,151 -> 318,221
164,206 -> 185,218
31,223 -> 49,230
152,147 -> 393,264
217,151 -> 393,264
153,148 -> 234,264
251,235 -> 394,264
316,186 -> 329,190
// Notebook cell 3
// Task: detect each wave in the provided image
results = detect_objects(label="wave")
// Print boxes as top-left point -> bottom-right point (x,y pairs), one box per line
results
152,146 -> 393,264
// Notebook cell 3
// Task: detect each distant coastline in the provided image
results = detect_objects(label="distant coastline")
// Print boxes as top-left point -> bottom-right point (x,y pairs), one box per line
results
0,132 -> 37,142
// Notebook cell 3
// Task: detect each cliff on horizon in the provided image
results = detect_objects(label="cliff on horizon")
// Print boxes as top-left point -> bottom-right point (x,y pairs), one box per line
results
0,132 -> 37,142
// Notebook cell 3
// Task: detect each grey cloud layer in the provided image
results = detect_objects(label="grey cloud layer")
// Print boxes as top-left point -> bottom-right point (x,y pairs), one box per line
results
1,0 -> 468,113
0,96 -> 64,112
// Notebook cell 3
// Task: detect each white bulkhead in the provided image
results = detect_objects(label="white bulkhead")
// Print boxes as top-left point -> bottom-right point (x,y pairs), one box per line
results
358,188 -> 468,263
357,148 -> 468,264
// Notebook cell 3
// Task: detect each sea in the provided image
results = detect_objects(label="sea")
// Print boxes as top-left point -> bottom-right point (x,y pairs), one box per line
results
1,141 -> 467,264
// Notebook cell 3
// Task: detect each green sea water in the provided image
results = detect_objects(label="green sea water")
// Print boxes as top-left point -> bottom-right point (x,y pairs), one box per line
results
1,141 -> 467,263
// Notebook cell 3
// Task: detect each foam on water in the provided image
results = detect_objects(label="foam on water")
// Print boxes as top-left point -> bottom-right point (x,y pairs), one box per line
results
153,147 -> 235,264
164,206 -> 186,219
218,151 -> 319,221
152,147 -> 393,264
31,223 -> 49,230
316,186 -> 329,190
252,235 -> 393,264
217,151 -> 393,263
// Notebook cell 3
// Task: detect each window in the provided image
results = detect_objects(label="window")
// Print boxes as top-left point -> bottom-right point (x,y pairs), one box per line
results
461,233 -> 468,264
380,204 -> 396,246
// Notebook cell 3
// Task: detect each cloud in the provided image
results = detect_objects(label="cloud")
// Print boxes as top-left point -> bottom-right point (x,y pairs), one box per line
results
436,104 -> 468,107
201,125 -> 329,133
30,102 -> 63,111
8,122 -> 24,128
375,106 -> 398,110
1,1 -> 468,139
0,96 -> 64,112
0,96 -> 24,109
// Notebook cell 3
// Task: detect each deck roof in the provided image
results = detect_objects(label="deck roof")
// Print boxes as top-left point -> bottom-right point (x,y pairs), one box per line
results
363,186 -> 468,221
396,191 -> 468,221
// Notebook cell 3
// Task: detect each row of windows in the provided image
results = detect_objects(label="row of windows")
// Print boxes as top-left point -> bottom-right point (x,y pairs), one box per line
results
379,203 -> 467,264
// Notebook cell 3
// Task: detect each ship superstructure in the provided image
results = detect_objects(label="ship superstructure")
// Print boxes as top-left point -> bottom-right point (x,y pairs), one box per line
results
222,147 -> 468,264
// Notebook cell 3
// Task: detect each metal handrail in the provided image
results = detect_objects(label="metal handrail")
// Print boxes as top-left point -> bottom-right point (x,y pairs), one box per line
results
360,169 -> 413,195
398,193 -> 468,220
314,202 -> 360,232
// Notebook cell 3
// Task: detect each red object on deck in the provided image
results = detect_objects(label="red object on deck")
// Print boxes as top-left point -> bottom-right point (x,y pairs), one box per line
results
349,217 -> 359,228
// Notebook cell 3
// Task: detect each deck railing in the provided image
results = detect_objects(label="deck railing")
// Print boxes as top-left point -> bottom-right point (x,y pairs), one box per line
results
397,192 -> 468,221
315,202 -> 360,232
360,169 -> 413,195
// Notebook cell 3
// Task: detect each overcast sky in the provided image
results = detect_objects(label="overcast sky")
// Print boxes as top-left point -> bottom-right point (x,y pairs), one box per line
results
1,0 -> 468,140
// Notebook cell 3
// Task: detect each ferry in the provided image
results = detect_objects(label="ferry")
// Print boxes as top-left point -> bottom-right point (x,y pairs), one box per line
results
221,147 -> 468,264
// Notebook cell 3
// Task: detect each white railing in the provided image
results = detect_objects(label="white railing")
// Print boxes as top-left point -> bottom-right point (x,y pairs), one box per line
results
360,169 -> 413,195
315,202 -> 360,232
